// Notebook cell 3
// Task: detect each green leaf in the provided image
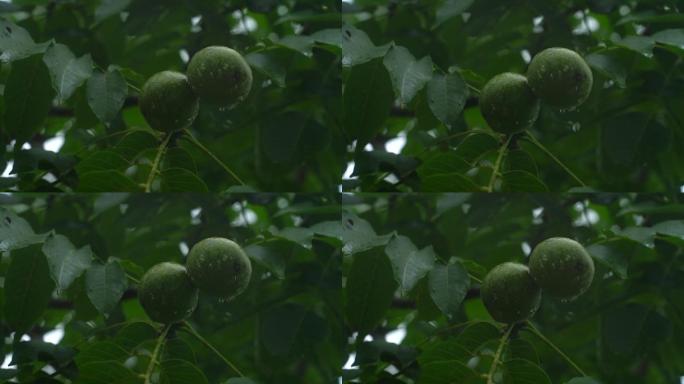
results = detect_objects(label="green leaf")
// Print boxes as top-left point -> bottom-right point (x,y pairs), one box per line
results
454,132 -> 500,161
428,262 -> 470,319
600,112 -> 670,169
77,361 -> 140,384
383,45 -> 433,105
95,0 -> 132,24
503,358 -> 552,384
225,379 -> 259,384
427,71 -> 468,128
160,359 -> 209,384
565,378 -> 602,384
419,360 -> 478,384
653,29 -> 684,51
76,150 -> 130,175
77,170 -> 140,192
504,150 -> 538,175
42,43 -> 94,102
245,50 -> 287,87
3,54 -> 54,143
261,303 -> 327,356
385,235 -> 435,295
114,130 -> 160,161
345,247 -> 397,334
418,339 -> 478,383
86,67 -> 128,124
85,260 -> 128,316
343,59 -> 394,145
435,0 -> 475,27
501,171 -> 548,192
602,303 -> 648,355
421,173 -> 481,192
4,245 -> 55,333
312,212 -> 392,255
585,49 -> 628,88
653,220 -> 684,239
0,207 -> 47,252
507,339 -> 539,364
75,341 -> 129,366
42,233 -> 93,292
0,20 -> 49,62
160,168 -> 209,192
586,241 -> 629,279
456,322 -> 501,352
259,114 -> 326,164
342,24 -> 390,67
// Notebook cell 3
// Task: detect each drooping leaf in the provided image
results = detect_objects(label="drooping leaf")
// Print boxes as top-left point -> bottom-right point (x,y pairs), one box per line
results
0,207 -> 47,252
427,71 -> 468,128
385,235 -> 435,295
86,67 -> 128,124
345,247 -> 397,335
0,20 -> 49,62
428,262 -> 470,319
43,43 -> 94,102
85,260 -> 128,316
3,54 -> 54,143
342,24 -> 390,67
383,45 -> 433,105
4,245 -> 55,334
343,58 -> 394,145
42,233 -> 93,292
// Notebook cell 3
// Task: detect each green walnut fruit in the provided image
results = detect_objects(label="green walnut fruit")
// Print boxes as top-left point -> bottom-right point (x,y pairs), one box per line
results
139,71 -> 199,132
481,262 -> 542,323
187,237 -> 252,299
529,237 -> 594,299
138,262 -> 199,324
527,47 -> 593,109
479,72 -> 540,135
187,46 -> 253,105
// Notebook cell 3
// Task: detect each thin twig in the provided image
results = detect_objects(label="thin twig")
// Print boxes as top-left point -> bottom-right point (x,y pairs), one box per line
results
487,136 -> 511,192
525,321 -> 588,377
144,324 -> 170,384
486,325 -> 513,384
144,133 -> 172,192
182,321 -> 245,377
524,131 -> 587,187
182,128 -> 246,186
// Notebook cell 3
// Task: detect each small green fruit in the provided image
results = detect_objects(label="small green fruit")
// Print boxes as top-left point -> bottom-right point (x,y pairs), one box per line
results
481,262 -> 541,323
139,71 -> 199,132
479,72 -> 540,135
186,237 -> 252,299
138,262 -> 198,324
527,47 -> 593,109
529,237 -> 594,299
187,46 -> 253,105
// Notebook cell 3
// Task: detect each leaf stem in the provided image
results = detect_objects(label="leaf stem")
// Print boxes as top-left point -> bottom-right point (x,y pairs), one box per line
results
182,128 -> 246,186
525,320 -> 587,377
144,324 -> 170,384
467,83 -> 481,95
127,82 -> 142,93
182,321 -> 245,377
144,133 -> 172,192
487,135 -> 511,192
487,325 -> 513,384
524,131 -> 587,187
